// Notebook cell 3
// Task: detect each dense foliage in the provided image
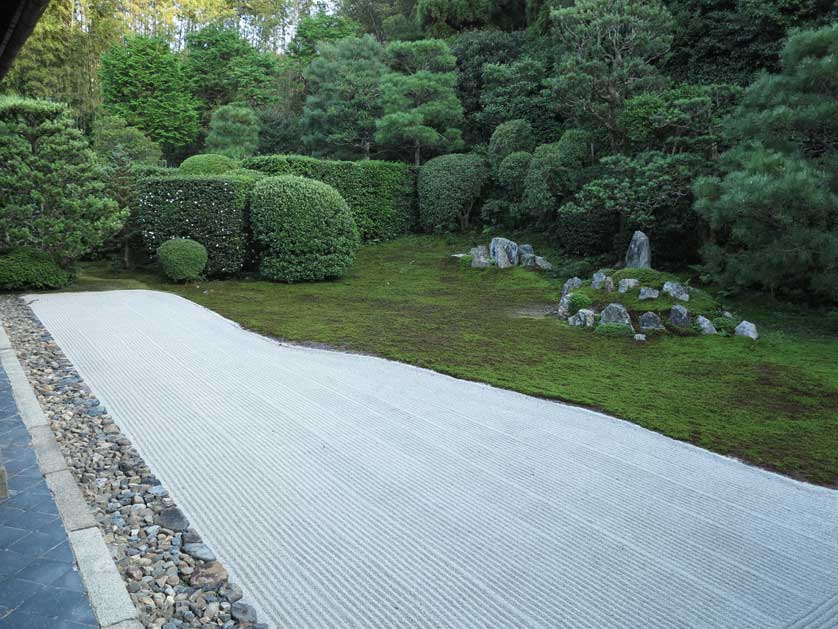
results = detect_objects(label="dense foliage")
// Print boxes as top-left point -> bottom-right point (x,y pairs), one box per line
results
205,105 -> 260,159
0,97 -> 125,267
0,249 -> 74,290
157,238 -> 208,281
137,175 -> 252,276
250,175 -> 360,281
179,154 -> 239,175
243,155 -> 415,240
418,153 -> 489,232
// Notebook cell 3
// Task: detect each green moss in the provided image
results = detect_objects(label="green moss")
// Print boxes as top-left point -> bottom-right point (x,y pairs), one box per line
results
594,323 -> 634,337
578,282 -> 718,316
70,235 -> 838,486
610,267 -> 679,287
713,316 -> 738,336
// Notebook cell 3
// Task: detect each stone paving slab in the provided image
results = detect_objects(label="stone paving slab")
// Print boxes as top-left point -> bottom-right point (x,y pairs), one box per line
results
0,368 -> 98,628
29,289 -> 838,629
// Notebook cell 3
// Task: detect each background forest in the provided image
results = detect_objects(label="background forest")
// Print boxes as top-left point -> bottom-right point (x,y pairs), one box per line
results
2,0 -> 837,302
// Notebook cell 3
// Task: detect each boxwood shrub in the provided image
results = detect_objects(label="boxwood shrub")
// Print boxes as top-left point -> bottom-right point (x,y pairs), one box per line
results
0,249 -> 74,290
418,153 -> 489,233
137,175 -> 253,277
157,239 -> 207,282
250,176 -> 360,282
242,155 -> 415,241
179,154 -> 239,175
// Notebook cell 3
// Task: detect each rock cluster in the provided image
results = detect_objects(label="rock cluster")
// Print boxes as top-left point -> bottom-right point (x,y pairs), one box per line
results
0,297 -> 266,629
468,237 -> 552,271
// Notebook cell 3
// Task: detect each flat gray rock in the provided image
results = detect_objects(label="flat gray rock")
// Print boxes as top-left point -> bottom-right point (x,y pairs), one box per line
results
618,279 -> 640,294
534,256 -> 552,271
30,290 -> 838,629
639,287 -> 659,300
639,312 -> 665,331
663,281 -> 690,302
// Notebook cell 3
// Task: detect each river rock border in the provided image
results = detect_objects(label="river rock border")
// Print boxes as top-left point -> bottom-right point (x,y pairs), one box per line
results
0,296 -> 266,629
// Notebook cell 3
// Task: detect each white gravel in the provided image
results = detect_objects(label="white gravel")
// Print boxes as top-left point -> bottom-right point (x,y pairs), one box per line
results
28,289 -> 838,629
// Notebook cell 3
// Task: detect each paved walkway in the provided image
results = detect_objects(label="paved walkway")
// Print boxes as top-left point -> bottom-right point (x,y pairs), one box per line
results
0,365 -> 98,628
29,290 -> 838,629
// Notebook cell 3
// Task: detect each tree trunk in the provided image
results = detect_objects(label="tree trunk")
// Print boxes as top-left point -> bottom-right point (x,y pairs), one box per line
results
414,142 -> 421,168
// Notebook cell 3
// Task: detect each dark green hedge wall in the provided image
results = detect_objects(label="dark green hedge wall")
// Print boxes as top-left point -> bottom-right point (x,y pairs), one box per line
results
137,175 -> 253,277
242,155 -> 415,240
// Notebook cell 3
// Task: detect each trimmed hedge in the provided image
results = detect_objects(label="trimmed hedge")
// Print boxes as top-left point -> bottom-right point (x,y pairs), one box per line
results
179,154 -> 239,175
250,175 -> 359,282
242,154 -> 415,240
157,239 -> 207,281
0,249 -> 74,290
418,153 -> 489,233
137,175 -> 253,277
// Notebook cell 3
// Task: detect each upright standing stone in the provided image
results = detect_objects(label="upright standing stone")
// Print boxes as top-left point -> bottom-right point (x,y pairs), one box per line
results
591,270 -> 607,289
495,246 -> 514,269
600,303 -> 632,327
625,231 -> 652,269
562,276 -> 583,297
489,237 -> 519,266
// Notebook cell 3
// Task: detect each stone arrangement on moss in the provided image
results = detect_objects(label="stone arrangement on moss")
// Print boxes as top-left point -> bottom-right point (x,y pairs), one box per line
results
466,237 -> 553,271
552,233 -> 759,340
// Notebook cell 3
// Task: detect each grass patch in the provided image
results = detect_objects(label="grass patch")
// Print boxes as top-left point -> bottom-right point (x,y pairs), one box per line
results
69,235 -> 838,486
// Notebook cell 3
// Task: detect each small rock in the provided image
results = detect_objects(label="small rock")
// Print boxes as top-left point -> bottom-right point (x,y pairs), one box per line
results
489,237 -> 519,266
518,244 -> 534,256
495,246 -> 514,269
469,245 -> 490,268
639,312 -> 665,331
183,543 -> 216,562
638,287 -> 659,300
562,277 -> 583,297
634,334 -> 647,342
695,315 -> 717,335
662,281 -> 690,301
158,508 -> 189,531
618,278 -> 639,293
190,562 -> 228,589
568,309 -> 595,328
519,253 -> 536,268
126,566 -> 144,581
625,230 -> 652,269
735,320 -> 759,340
669,305 -> 691,327
231,602 -> 258,623
591,270 -> 607,290
600,303 -> 632,328
722,311 -> 733,319
603,277 -> 614,292
534,256 -> 552,271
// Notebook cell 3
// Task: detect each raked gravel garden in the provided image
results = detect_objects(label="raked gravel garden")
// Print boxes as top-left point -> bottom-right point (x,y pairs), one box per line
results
0,296 -> 265,629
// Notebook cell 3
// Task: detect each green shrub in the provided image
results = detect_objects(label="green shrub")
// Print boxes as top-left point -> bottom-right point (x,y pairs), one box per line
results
713,316 -> 738,336
242,154 -> 415,240
418,153 -> 489,232
205,105 -> 260,159
567,292 -> 593,315
488,119 -> 535,169
0,96 -> 125,267
157,239 -> 207,281
137,175 -> 253,276
554,200 -> 620,256
0,249 -> 74,290
595,323 -> 634,337
497,151 -> 532,201
250,175 -> 360,282
179,154 -> 239,175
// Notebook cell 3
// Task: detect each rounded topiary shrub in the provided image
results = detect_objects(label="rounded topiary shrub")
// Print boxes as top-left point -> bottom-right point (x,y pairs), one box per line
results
178,154 -> 239,175
418,153 -> 489,233
157,239 -> 208,281
250,175 -> 359,282
0,250 -> 74,290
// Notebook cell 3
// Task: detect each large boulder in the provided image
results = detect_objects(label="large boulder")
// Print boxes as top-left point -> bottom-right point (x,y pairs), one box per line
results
618,278 -> 639,293
489,237 -> 519,266
662,281 -> 690,301
735,320 -> 759,340
695,315 -> 717,335
562,276 -> 583,297
639,287 -> 659,300
600,303 -> 632,327
639,311 -> 665,331
669,304 -> 690,327
495,247 -> 514,269
568,308 -> 595,328
624,230 -> 651,269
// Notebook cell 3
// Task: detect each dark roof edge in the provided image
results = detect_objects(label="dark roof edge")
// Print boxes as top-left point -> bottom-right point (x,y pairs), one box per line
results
0,0 -> 51,79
